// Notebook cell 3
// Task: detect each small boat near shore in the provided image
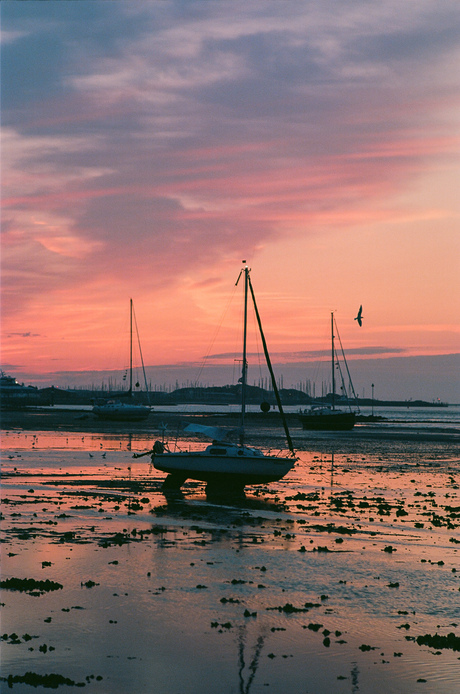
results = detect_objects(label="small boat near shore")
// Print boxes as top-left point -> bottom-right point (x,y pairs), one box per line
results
299,312 -> 359,431
136,263 -> 296,492
93,299 -> 150,422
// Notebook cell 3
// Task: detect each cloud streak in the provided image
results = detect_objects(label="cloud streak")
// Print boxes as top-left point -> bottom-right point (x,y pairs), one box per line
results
205,347 -> 406,361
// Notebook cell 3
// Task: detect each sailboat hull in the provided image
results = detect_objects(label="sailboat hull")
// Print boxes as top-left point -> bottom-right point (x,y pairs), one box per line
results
299,410 -> 356,431
153,449 -> 294,485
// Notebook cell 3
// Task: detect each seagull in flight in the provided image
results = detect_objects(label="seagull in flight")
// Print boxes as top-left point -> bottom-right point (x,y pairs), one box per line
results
354,305 -> 363,327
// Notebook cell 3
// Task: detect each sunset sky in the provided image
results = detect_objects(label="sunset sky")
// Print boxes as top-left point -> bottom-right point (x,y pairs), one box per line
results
1,1 -> 459,402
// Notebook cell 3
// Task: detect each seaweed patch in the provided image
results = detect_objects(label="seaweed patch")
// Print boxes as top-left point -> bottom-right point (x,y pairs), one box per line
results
0,578 -> 63,595
414,632 -> 460,651
0,671 -> 103,688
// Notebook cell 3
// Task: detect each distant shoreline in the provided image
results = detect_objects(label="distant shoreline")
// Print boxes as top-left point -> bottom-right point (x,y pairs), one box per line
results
1,378 -> 452,410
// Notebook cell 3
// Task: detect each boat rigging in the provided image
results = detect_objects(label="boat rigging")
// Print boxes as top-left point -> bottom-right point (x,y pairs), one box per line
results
136,262 -> 296,494
299,312 -> 359,431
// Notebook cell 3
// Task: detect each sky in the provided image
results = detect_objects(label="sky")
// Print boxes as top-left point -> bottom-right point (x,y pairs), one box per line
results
1,0 -> 459,402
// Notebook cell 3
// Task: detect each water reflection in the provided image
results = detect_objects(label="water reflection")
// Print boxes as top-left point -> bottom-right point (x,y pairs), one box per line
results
329,452 -> 335,507
3,427 -> 460,693
351,663 -> 360,693
1,430 -> 154,452
157,491 -> 288,523
237,625 -> 266,693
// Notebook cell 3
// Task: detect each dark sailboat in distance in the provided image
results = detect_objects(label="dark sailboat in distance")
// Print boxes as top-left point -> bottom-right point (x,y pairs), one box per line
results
92,299 -> 150,421
299,312 -> 359,431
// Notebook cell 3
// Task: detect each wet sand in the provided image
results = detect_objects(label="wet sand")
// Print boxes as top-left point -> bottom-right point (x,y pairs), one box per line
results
3,405 -> 459,444
1,420 -> 459,693
6,407 -> 301,435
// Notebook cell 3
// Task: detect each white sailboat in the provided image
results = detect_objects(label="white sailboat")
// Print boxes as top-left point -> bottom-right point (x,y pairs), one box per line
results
93,299 -> 150,422
299,312 -> 359,431
140,263 -> 296,492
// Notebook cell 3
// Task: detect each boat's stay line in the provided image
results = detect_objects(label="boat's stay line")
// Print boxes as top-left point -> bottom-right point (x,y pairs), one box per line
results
333,316 -> 360,414
247,272 -> 295,456
131,299 -> 150,405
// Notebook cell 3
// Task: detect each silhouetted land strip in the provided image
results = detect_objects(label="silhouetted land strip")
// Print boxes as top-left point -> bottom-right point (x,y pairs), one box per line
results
1,381 -> 449,409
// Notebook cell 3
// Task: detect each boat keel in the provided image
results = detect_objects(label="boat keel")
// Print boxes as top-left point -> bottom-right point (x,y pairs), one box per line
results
162,473 -> 188,490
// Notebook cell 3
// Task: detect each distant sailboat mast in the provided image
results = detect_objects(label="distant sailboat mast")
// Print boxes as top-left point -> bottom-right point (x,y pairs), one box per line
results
331,311 -> 335,411
299,311 -> 357,431
129,298 -> 133,397
334,318 -> 360,414
92,298 -> 150,420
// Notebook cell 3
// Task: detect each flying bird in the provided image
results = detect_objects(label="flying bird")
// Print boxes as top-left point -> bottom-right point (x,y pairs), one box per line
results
354,305 -> 363,327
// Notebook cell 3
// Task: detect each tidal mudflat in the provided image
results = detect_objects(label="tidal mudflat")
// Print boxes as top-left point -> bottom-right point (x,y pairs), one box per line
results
1,426 -> 459,693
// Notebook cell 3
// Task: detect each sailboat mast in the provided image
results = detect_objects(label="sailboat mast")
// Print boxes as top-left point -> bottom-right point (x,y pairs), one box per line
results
331,311 -> 335,411
240,264 -> 249,438
129,298 -> 133,396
